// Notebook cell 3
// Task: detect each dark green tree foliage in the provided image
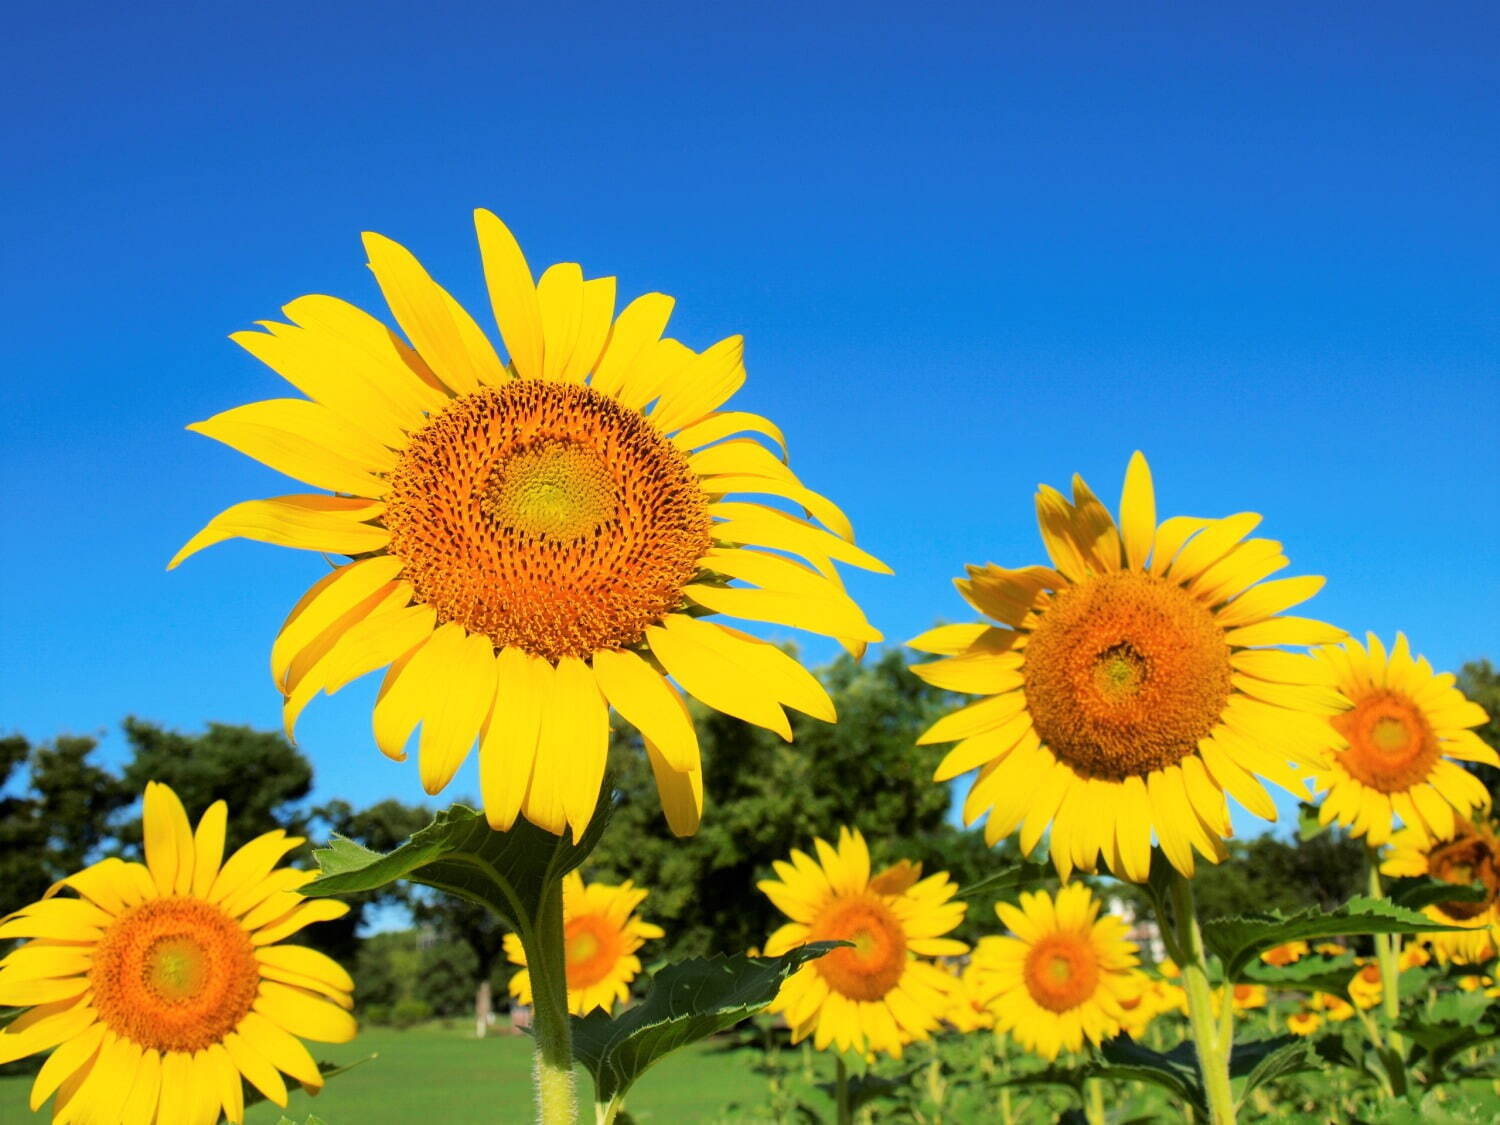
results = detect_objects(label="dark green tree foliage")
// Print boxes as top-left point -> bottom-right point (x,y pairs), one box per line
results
1458,659 -> 1500,798
118,717 -> 314,852
0,733 -> 131,918
585,648 -> 998,960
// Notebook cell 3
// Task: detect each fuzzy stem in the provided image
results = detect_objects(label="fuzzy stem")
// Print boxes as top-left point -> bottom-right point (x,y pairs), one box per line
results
526,877 -> 576,1125
1169,874 -> 1235,1125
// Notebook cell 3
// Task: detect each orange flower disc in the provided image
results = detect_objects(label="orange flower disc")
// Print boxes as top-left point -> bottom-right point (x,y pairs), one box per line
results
1332,691 -> 1441,794
89,898 -> 260,1053
385,381 -> 712,662
1023,932 -> 1102,1013
1022,571 -> 1232,780
809,897 -> 908,1002
1427,823 -> 1500,923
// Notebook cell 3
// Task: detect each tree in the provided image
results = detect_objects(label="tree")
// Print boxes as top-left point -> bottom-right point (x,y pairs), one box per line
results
0,733 -> 131,918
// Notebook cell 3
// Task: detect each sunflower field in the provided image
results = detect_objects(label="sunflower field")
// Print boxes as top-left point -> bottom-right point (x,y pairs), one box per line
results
1,203 -> 1496,1125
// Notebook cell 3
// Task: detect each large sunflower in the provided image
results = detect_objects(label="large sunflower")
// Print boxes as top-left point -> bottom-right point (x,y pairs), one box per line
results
910,451 -> 1344,881
0,782 -> 354,1124
760,828 -> 965,1058
1382,817 -> 1500,964
502,871 -> 663,1016
1311,633 -> 1494,845
171,211 -> 886,840
972,884 -> 1138,1060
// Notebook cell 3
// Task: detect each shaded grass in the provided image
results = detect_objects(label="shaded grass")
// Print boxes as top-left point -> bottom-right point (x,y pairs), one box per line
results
0,1023 -> 770,1124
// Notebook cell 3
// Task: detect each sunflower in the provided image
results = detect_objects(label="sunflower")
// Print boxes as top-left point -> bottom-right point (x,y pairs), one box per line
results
972,884 -> 1138,1060
1115,972 -> 1174,1039
1348,962 -> 1382,1010
1311,992 -> 1355,1022
1311,634 -> 1494,846
0,782 -> 354,1123
760,828 -> 966,1058
941,963 -> 1000,1033
502,871 -> 662,1016
1285,1009 -> 1323,1036
910,452 -> 1344,881
1382,817 -> 1500,965
170,212 -> 886,840
1260,940 -> 1309,967
1228,983 -> 1267,1012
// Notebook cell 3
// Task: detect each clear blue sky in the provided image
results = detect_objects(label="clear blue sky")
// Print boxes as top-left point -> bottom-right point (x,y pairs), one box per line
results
2,2 -> 1496,833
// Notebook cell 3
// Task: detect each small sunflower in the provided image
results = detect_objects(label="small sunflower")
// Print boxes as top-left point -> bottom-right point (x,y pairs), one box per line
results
1115,972 -> 1173,1039
1311,634 -> 1494,846
1286,1009 -> 1323,1036
1382,817 -> 1500,965
1348,962 -> 1382,1009
1228,982 -> 1267,1012
1312,992 -> 1356,1022
171,211 -> 886,840
910,452 -> 1344,881
502,872 -> 662,1016
972,884 -> 1138,1060
0,782 -> 354,1123
941,963 -> 1000,1033
760,828 -> 966,1058
1260,940 -> 1309,967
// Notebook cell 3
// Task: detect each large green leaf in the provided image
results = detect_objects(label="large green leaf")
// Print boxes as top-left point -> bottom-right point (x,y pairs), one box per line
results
1092,1036 -> 1207,1117
1241,954 -> 1358,997
1203,896 -> 1458,980
1398,992 -> 1500,1081
1233,1035 -> 1317,1100
302,801 -> 607,930
573,943 -> 842,1111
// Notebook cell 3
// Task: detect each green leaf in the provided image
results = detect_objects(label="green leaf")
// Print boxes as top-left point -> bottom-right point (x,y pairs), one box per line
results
1398,992 -> 1500,1080
1296,802 -> 1327,842
1093,1036 -> 1208,1117
1388,876 -> 1487,912
1241,954 -> 1358,998
573,943 -> 844,1111
1233,1035 -> 1316,1099
302,801 -> 607,930
1203,896 -> 1460,980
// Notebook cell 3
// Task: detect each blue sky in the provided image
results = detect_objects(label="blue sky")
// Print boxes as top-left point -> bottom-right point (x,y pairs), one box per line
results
2,2 -> 1496,834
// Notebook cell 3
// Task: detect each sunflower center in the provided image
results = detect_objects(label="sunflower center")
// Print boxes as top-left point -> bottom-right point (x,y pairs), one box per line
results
1332,691 -> 1440,794
385,382 -> 713,663
1022,571 -> 1232,781
1023,932 -> 1100,1013
808,896 -> 907,1002
91,898 -> 259,1052
1428,828 -> 1500,922
564,914 -> 624,990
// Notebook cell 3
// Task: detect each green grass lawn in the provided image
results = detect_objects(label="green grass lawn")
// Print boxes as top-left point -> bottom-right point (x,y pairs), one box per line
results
0,1023 -> 780,1124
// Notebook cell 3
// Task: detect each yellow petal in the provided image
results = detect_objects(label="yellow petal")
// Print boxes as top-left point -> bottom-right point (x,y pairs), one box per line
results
208,830 -> 302,906
682,582 -> 880,643
479,648 -> 546,832
363,230 -> 507,393
646,617 -> 791,738
643,737 -> 703,837
270,556 -> 405,691
1169,512 -> 1262,582
547,656 -> 611,839
590,292 -> 675,397
236,1010 -> 324,1087
143,781 -> 195,896
189,801 -> 229,898
1118,451 -> 1155,571
253,981 -> 359,1043
699,474 -> 855,543
187,398 -> 394,497
475,208 -> 545,381
1225,617 -> 1346,648
536,262 -> 585,381
592,648 -> 699,773
415,628 -> 498,796
1216,575 -> 1326,628
650,335 -> 746,433
563,276 -> 617,382
710,501 -> 891,574
671,411 -> 788,460
249,900 -> 349,947
168,495 -> 387,570
222,1030 -> 287,1108
255,946 -> 354,994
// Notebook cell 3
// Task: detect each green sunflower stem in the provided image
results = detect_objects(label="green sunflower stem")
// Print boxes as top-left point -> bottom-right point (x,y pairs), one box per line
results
527,874 -> 577,1125
835,1055 -> 852,1125
1366,847 -> 1409,1095
1084,1077 -> 1107,1125
1169,873 -> 1235,1125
